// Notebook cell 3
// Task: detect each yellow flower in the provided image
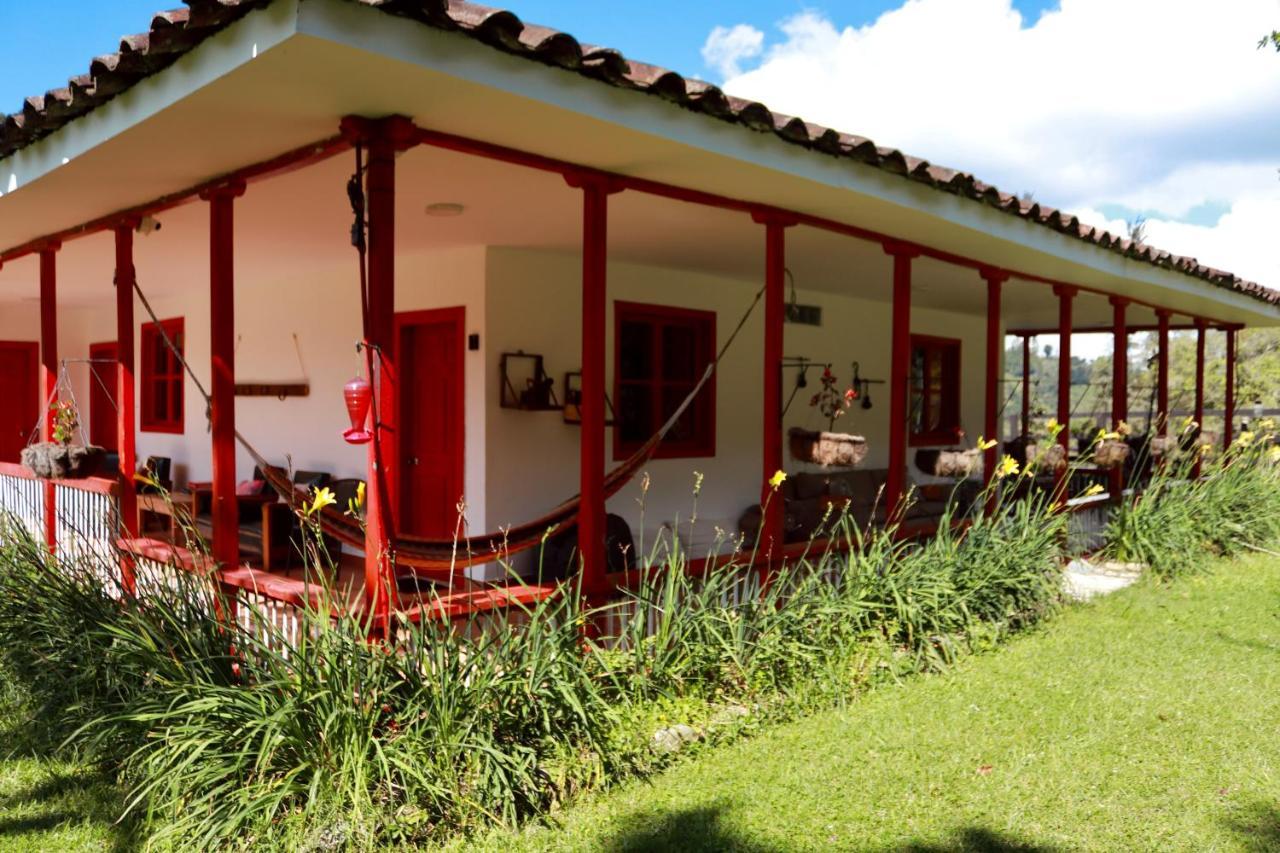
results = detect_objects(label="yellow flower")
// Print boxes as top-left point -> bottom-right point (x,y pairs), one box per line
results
1181,416 -> 1199,433
1081,483 -> 1105,498
1116,420 -> 1133,437
976,436 -> 997,451
356,480 -> 366,508
1045,418 -> 1062,437
1235,431 -> 1255,448
346,481 -> 367,518
768,470 -> 787,489
995,455 -> 1020,479
1259,417 -> 1276,432
1268,446 -> 1280,464
306,486 -> 337,517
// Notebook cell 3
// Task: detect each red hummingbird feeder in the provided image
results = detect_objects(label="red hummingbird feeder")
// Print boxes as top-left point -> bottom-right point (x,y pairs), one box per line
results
343,374 -> 373,444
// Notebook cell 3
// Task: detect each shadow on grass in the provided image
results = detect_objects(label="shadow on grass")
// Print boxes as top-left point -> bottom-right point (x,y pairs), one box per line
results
1222,799 -> 1280,853
885,827 -> 1061,852
600,804 -> 780,852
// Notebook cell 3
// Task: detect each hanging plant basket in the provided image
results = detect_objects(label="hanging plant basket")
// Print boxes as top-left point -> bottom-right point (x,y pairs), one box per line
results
1093,439 -> 1131,470
1149,435 -> 1179,460
1024,442 -> 1068,473
20,443 -> 106,480
915,448 -> 981,479
788,427 -> 867,468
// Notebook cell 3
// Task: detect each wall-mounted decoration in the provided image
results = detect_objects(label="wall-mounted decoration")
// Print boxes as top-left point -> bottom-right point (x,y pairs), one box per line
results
783,268 -> 822,326
562,371 -> 616,426
235,332 -> 310,400
235,383 -> 310,399
500,351 -> 559,411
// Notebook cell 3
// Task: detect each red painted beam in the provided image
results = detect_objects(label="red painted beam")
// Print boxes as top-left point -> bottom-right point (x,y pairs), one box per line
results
1155,309 -> 1171,433
1193,319 -> 1207,479
341,116 -> 415,636
1021,334 -> 1031,437
885,243 -> 919,521
567,172 -> 620,602
405,125 -> 1244,330
1109,297 -> 1128,500
114,224 -> 139,595
981,269 -> 1006,502
1054,285 -> 1075,503
1224,326 -> 1238,450
1,136 -> 349,266
39,245 -> 59,552
201,182 -> 245,582
753,212 -> 794,561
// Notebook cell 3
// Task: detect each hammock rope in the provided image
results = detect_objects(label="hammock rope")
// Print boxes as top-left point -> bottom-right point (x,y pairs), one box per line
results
126,144 -> 765,576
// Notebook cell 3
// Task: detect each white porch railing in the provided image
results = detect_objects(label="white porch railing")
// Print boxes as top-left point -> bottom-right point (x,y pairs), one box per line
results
0,464 -> 45,543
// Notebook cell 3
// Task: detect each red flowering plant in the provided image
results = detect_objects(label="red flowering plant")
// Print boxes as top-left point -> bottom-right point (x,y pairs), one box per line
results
50,399 -> 79,445
809,366 -> 855,431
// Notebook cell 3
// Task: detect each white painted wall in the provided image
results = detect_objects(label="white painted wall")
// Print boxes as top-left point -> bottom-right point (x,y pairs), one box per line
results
52,246 -> 488,536
482,247 -> 991,559
20,243 -> 990,575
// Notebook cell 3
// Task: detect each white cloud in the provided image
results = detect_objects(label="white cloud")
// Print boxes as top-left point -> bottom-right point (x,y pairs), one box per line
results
709,0 -> 1280,287
701,23 -> 765,79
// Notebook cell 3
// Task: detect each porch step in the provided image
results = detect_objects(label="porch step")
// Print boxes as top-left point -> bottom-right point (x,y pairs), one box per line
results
1062,558 -> 1142,602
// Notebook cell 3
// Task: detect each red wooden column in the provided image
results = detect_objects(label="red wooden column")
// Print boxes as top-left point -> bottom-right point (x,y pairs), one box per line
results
1021,335 -> 1032,438
884,242 -> 920,521
39,243 -> 60,552
1155,310 -> 1171,434
1193,319 -> 1207,478
1109,297 -> 1128,498
341,116 -> 414,634
566,172 -> 621,602
201,181 -> 245,580
114,224 -> 139,595
1054,285 -> 1076,502
1224,325 -> 1238,450
981,268 -> 1007,502
752,211 -> 794,560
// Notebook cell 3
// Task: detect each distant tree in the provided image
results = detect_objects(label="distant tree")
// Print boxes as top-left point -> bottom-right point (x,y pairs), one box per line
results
1126,215 -> 1147,244
1259,30 -> 1280,51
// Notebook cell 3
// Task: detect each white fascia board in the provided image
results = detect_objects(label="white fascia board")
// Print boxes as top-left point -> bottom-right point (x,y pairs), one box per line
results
0,0 -> 300,197
299,0 -> 1278,323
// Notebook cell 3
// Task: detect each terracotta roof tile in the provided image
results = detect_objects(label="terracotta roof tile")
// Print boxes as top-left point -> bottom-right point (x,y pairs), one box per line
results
1,0 -> 1276,307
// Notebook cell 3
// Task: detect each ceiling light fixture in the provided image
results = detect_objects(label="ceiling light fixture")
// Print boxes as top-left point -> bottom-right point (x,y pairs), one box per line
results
135,215 -> 162,235
425,202 -> 465,217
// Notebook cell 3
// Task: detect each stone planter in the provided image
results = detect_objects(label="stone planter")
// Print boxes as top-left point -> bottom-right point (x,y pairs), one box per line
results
20,442 -> 106,480
1093,439 -> 1130,470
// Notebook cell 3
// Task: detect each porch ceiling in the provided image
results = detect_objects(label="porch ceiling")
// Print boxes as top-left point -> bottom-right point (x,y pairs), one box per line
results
0,0 -> 1276,329
0,142 -> 1154,332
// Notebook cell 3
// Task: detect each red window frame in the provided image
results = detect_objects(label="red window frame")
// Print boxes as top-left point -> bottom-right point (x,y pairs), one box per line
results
909,334 -> 962,446
140,317 -> 184,434
613,301 -> 716,460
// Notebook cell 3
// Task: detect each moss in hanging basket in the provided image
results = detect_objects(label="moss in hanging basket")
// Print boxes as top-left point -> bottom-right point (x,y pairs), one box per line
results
1093,439 -> 1131,470
21,443 -> 106,480
788,427 -> 867,467
21,400 -> 104,479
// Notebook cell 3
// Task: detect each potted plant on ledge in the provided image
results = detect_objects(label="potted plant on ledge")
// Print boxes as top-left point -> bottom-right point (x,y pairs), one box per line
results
789,366 -> 868,467
20,400 -> 106,480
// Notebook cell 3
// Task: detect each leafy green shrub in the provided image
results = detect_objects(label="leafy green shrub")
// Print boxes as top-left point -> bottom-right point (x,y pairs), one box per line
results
0,452 -> 1074,848
1105,430 -> 1280,577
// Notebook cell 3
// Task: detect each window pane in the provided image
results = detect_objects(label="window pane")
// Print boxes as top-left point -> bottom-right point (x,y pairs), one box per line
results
909,388 -> 923,432
661,324 -> 697,381
171,378 -> 183,425
617,383 -> 653,444
660,385 -> 698,444
910,347 -> 925,390
152,331 -> 166,373
154,381 -> 169,423
619,320 -> 652,381
926,391 -> 942,432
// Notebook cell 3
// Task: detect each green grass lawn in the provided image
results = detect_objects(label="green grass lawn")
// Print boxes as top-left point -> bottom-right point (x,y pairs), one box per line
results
0,556 -> 1277,850
464,555 -> 1280,852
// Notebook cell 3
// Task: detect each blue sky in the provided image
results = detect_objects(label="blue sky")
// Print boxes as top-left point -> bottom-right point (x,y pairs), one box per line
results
0,0 -> 1060,112
1,1 -> 1276,290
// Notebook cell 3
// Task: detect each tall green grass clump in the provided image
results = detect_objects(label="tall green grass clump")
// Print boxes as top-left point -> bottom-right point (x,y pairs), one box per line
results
1105,423 -> 1280,577
0,434 -> 1084,847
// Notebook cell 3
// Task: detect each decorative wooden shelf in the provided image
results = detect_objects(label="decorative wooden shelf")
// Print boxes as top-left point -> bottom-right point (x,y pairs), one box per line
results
235,383 -> 310,399
562,371 -> 616,426
499,351 -> 560,411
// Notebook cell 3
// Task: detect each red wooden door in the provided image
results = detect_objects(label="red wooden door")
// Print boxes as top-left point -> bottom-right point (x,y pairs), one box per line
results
397,308 -> 465,538
88,341 -> 118,451
0,342 -> 39,463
